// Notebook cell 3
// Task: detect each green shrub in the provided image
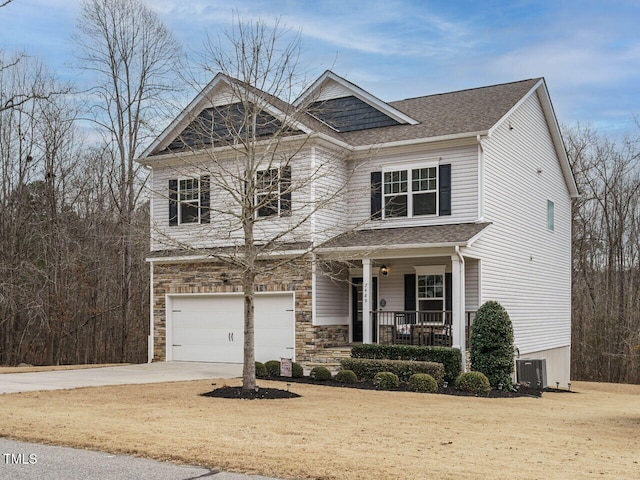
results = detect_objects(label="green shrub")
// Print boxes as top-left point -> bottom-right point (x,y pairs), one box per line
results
469,301 -> 514,388
335,369 -> 358,384
264,360 -> 281,377
310,366 -> 332,381
255,361 -> 267,379
350,344 -> 461,383
292,362 -> 304,378
455,371 -> 491,396
373,372 -> 400,390
408,373 -> 438,393
340,358 -> 444,384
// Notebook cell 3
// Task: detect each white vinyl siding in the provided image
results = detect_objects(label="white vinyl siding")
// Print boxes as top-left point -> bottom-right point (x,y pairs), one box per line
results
314,263 -> 349,325
150,150 -> 315,251
464,259 -> 480,312
467,92 -> 572,355
346,140 -> 479,229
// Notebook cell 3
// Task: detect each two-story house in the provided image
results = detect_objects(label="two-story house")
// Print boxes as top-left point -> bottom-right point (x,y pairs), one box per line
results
137,70 -> 578,387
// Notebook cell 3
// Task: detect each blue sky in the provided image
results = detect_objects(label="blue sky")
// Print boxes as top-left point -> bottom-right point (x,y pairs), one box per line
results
1,0 -> 639,137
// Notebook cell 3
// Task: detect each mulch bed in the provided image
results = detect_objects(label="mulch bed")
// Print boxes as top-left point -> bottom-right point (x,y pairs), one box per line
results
201,385 -> 300,400
202,376 -> 554,399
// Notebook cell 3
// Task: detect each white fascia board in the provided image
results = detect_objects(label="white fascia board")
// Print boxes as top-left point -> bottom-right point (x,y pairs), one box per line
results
466,223 -> 491,247
137,132 -> 321,167
316,241 -> 467,255
535,82 -> 580,198
351,131 -> 488,152
294,70 -> 419,125
488,79 -> 579,198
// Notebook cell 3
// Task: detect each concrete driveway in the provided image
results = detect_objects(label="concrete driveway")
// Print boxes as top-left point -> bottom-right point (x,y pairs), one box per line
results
0,362 -> 243,394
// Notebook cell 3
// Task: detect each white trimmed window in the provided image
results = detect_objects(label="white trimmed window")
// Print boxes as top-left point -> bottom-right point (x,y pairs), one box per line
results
415,266 -> 446,314
255,166 -> 292,218
547,200 -> 555,231
178,178 -> 200,224
383,166 -> 438,218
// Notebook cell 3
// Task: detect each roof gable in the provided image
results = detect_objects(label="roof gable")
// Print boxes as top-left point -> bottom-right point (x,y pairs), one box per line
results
140,73 -> 312,158
295,71 -> 418,128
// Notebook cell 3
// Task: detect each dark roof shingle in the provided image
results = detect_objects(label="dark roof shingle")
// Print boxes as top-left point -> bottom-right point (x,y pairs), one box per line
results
320,222 -> 491,250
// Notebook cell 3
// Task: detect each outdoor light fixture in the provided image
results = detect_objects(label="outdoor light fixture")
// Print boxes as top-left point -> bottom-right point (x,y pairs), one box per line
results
220,272 -> 229,284
380,265 -> 389,276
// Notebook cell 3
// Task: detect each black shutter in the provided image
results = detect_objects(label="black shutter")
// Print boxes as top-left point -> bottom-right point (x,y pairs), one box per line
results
200,175 -> 210,223
371,171 -> 382,219
280,165 -> 291,216
445,272 -> 452,312
404,274 -> 416,311
439,164 -> 451,216
169,179 -> 178,226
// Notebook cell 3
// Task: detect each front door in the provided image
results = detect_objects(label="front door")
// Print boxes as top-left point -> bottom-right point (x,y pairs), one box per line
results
352,277 -> 378,343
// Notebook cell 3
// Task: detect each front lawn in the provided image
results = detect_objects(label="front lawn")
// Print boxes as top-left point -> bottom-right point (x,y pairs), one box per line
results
0,380 -> 638,479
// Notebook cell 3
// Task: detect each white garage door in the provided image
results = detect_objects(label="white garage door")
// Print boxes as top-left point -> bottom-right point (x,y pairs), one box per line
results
169,293 -> 295,363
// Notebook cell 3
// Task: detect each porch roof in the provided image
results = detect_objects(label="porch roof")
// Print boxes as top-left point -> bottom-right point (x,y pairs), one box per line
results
318,222 -> 491,251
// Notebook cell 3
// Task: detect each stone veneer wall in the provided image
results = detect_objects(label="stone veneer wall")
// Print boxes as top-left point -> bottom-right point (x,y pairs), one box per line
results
152,258 -> 349,362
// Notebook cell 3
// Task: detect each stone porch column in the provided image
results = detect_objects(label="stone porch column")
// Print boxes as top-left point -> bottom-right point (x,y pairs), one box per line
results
451,253 -> 467,371
362,258 -> 372,344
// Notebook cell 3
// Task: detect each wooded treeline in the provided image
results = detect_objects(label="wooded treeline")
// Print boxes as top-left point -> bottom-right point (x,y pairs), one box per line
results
567,125 -> 640,384
0,53 -> 150,365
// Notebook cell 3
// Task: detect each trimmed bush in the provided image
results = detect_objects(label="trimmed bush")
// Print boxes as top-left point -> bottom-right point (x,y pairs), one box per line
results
292,362 -> 304,378
455,371 -> 491,396
310,366 -> 332,381
264,360 -> 281,377
408,373 -> 438,393
335,369 -> 358,384
350,344 -> 461,383
340,358 -> 444,384
469,301 -> 515,388
255,361 -> 267,379
373,372 -> 400,390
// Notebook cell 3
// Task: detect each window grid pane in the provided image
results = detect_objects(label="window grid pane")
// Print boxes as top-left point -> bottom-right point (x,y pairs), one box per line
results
384,171 -> 407,195
412,167 -> 437,192
417,274 -> 444,299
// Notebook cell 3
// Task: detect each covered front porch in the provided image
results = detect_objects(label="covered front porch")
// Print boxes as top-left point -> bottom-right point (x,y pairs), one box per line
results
315,223 -> 490,371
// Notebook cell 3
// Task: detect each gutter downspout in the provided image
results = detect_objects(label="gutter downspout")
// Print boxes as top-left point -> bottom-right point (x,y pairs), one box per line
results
145,164 -> 154,363
476,135 -> 485,223
455,246 -> 467,371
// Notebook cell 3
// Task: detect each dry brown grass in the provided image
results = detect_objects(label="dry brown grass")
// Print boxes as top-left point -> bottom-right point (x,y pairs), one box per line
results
0,379 -> 639,479
0,364 -> 127,374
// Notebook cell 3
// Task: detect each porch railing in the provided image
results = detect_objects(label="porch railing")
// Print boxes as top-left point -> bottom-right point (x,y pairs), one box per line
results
372,310 -> 475,348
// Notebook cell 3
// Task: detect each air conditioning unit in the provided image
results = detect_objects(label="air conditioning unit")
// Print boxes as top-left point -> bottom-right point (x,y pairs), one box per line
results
516,358 -> 547,388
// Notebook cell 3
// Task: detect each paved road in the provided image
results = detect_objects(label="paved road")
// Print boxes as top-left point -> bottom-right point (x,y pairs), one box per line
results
0,439 -> 281,480
0,362 -> 243,394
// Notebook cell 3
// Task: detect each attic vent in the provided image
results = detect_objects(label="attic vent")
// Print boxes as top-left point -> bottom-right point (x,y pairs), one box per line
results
308,95 -> 401,132
516,358 -> 547,388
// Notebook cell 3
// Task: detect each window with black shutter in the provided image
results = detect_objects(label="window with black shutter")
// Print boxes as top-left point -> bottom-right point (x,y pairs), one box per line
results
371,163 -> 451,219
168,176 -> 210,225
255,165 -> 292,217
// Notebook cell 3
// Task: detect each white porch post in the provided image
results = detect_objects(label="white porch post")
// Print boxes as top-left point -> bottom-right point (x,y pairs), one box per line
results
362,258 -> 372,344
451,253 -> 467,371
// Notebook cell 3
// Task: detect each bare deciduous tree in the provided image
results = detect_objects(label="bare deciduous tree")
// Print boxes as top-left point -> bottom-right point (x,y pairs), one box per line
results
566,124 -> 640,383
148,19 -> 364,390
74,0 -> 182,360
